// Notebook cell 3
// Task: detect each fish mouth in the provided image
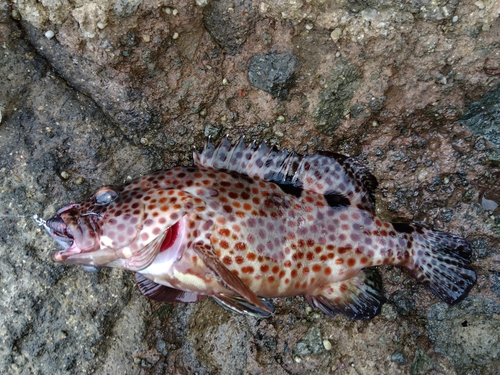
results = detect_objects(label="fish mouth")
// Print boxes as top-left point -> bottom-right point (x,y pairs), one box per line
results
38,208 -> 185,270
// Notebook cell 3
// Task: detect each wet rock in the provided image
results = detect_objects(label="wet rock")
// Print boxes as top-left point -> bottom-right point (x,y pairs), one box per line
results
410,349 -> 433,375
313,59 -> 362,136
490,272 -> 500,297
202,0 -> 258,55
248,52 -> 301,100
427,297 -> 500,370
391,291 -> 416,315
391,349 -> 406,364
295,326 -> 324,356
460,86 -> 500,166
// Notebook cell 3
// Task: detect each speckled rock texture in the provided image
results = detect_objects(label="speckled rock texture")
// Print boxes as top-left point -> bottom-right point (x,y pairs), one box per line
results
1,0 -> 499,374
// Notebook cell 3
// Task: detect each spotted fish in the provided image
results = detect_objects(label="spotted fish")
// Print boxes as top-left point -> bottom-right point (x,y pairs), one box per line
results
38,137 -> 476,320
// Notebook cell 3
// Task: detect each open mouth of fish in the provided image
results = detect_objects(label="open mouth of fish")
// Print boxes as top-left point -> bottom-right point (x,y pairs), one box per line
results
34,209 -> 183,268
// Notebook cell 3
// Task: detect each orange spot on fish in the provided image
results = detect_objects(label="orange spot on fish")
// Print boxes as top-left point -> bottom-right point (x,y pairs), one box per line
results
247,252 -> 256,261
234,242 -> 246,251
347,258 -> 356,267
338,245 -> 352,254
242,266 -> 254,274
222,256 -> 232,265
335,258 -> 344,264
291,269 -> 298,278
243,203 -> 252,211
272,266 -> 279,274
360,257 -> 368,264
324,267 -> 332,276
235,256 -> 244,264
339,283 -> 348,292
260,264 -> 269,273
219,228 -> 230,236
220,240 -> 230,249
312,264 -> 321,273
268,276 -> 275,283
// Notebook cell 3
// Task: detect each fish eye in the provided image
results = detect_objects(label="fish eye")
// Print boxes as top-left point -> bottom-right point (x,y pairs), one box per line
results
95,187 -> 118,205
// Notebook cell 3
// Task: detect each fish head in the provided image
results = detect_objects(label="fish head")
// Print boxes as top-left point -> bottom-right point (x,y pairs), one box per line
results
42,186 -> 200,271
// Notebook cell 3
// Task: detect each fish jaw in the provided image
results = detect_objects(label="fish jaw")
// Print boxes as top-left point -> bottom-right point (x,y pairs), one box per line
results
42,188 -> 202,271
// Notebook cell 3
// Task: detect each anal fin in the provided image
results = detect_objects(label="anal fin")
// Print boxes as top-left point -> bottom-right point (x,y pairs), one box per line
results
135,273 -> 205,303
306,269 -> 386,320
193,241 -> 272,314
212,293 -> 275,318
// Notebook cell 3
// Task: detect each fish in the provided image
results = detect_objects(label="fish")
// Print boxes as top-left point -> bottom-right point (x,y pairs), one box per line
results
37,137 -> 476,320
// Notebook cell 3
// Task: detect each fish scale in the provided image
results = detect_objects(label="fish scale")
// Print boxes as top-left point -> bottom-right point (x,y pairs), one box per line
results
40,137 -> 476,320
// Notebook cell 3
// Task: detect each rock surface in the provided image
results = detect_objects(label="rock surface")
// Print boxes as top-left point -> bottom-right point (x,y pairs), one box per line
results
1,0 -> 499,374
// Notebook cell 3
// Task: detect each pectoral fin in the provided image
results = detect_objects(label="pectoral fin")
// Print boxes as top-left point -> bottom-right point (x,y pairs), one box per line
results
135,273 -> 205,303
193,241 -> 272,314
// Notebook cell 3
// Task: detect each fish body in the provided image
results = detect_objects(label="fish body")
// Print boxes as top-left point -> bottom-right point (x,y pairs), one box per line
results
40,137 -> 476,319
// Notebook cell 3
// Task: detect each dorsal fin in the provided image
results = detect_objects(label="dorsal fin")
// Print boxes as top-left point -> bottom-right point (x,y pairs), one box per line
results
193,137 -> 378,213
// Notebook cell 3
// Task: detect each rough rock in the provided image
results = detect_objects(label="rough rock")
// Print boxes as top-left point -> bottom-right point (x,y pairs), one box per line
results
1,0 -> 500,374
427,297 -> 500,372
247,51 -> 300,100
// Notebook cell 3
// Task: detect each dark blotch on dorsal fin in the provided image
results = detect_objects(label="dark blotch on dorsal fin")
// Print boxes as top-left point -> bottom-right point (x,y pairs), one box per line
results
392,222 -> 415,234
276,182 -> 303,198
194,137 -> 379,214
324,192 -> 351,207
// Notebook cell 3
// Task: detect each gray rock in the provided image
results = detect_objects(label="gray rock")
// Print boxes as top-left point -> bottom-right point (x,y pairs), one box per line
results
460,86 -> 500,165
295,326 -> 324,356
313,59 -> 362,136
248,52 -> 301,100
427,297 -> 500,369
203,0 -> 258,55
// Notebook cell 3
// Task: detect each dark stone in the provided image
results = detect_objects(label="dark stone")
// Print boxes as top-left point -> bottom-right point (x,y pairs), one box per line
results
247,51 -> 301,100
460,86 -> 500,165
313,59 -> 362,136
202,0 -> 258,55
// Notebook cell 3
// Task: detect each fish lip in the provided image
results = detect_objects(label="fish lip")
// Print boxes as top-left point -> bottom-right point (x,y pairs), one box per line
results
51,242 -> 82,262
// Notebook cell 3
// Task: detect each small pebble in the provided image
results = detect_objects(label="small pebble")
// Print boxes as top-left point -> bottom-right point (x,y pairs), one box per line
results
277,115 -> 285,123
97,22 -> 106,30
220,115 -> 227,122
475,1 -> 485,10
164,7 -> 172,14
323,339 -> 332,350
45,30 -> 55,39
172,8 -> 179,16
330,28 -> 342,42
222,78 -> 229,85
140,137 -> 149,145
60,171 -> 69,180
305,23 -> 313,31
294,356 -> 302,363
452,16 -> 458,23
75,176 -> 85,185
199,108 -> 207,117
142,34 -> 150,42
172,32 -> 179,40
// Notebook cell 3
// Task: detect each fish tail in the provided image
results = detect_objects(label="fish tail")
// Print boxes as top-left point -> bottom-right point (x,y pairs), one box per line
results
393,223 -> 476,304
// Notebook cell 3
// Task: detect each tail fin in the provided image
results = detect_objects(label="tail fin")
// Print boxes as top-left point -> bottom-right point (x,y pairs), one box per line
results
393,223 -> 476,304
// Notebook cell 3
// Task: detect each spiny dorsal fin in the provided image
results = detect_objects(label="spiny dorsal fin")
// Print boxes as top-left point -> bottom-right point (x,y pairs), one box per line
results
193,136 -> 378,213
